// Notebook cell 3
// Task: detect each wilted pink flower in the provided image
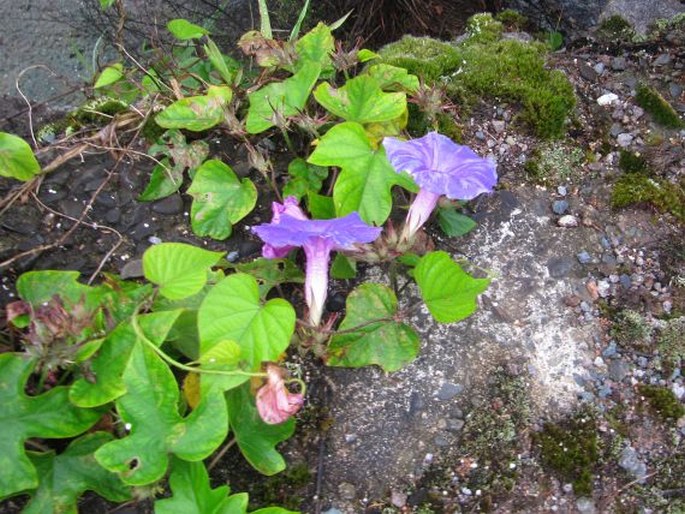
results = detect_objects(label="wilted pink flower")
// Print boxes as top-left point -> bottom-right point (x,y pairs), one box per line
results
383,132 -> 497,242
256,364 -> 304,425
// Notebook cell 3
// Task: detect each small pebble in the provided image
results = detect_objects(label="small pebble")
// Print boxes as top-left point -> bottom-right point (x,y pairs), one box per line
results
597,280 -> 611,298
577,251 -> 592,264
617,133 -> 634,147
557,185 -> 568,196
558,215 -> 579,227
597,92 -> 619,106
611,56 -> 627,71
552,200 -> 569,215
437,382 -> 464,401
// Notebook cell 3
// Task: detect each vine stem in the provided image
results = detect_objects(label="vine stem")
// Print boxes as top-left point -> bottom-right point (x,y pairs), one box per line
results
129,312 -> 266,379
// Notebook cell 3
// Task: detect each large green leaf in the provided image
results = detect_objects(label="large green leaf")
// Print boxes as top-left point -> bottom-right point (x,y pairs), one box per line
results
154,458 -> 243,514
308,121 -> 415,224
69,310 -> 183,407
246,61 -> 321,134
414,251 -> 490,323
198,273 -> 295,371
226,384 -> 295,476
327,283 -> 419,372
0,132 -> 41,181
187,159 -> 257,240
23,433 -> 131,514
143,243 -> 224,300
313,75 -> 406,124
94,344 -> 228,485
156,86 -> 232,132
0,354 -> 101,498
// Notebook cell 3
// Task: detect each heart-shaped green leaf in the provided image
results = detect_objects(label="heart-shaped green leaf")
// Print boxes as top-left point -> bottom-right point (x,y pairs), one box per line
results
414,251 -> 490,323
198,273 -> 295,371
23,432 -> 131,514
16,270 -> 104,308
327,283 -> 419,372
156,86 -> 232,132
69,310 -> 182,407
0,354 -> 102,498
143,243 -> 224,300
308,121 -> 415,224
246,61 -> 321,134
94,344 -> 228,485
187,159 -> 257,240
0,132 -> 41,181
226,383 -> 295,476
167,19 -> 209,40
313,75 -> 406,124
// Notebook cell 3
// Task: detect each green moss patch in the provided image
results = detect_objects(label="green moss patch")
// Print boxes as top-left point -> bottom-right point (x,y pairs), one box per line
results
597,15 -> 636,43
378,16 -> 576,139
635,84 -> 684,129
524,142 -> 585,184
618,150 -> 649,174
638,384 -> 685,421
611,173 -> 685,221
657,317 -> 685,371
535,410 -> 599,496
611,309 -> 652,347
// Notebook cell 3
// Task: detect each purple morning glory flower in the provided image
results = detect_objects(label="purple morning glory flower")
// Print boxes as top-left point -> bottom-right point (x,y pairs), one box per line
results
261,197 -> 308,258
253,202 -> 381,326
383,132 -> 497,241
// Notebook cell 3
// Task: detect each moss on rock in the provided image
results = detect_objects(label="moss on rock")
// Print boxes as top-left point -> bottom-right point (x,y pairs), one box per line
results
635,84 -> 685,129
638,384 -> 685,421
535,409 -> 599,497
378,20 -> 575,139
611,173 -> 685,222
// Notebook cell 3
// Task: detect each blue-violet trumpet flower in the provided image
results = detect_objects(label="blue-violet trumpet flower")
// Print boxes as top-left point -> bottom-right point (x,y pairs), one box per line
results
253,198 -> 381,326
383,132 -> 497,243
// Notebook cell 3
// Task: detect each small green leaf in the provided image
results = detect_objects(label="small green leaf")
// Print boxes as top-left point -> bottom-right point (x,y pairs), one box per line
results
289,0 -> 310,41
295,22 -> 334,70
437,206 -> 477,237
233,258 -> 304,298
282,157 -> 328,199
204,39 -> 237,84
138,158 -> 184,201
187,159 -> 257,240
0,132 -> 41,181
99,0 -> 115,8
16,270 -> 99,307
69,310 -> 182,408
94,63 -> 124,88
246,62 -> 321,134
0,354 -> 102,498
313,75 -> 406,124
357,49 -> 379,62
24,433 -> 131,514
327,283 -> 419,372
330,253 -> 357,279
306,193 -> 335,219
94,344 -> 228,485
308,121 -> 409,224
167,19 -> 209,40
198,273 -> 295,371
143,243 -> 224,300
414,251 -> 490,323
365,64 -> 419,93
154,458 -> 238,514
226,383 -> 295,476
156,86 -> 232,132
